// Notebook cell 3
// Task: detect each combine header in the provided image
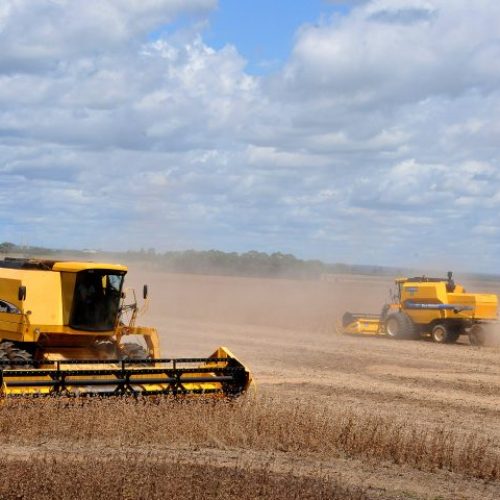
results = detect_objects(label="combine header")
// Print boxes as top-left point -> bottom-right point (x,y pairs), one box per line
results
0,258 -> 251,397
340,272 -> 498,345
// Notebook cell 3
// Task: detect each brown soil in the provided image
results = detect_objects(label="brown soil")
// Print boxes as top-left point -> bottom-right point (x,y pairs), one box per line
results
2,270 -> 500,499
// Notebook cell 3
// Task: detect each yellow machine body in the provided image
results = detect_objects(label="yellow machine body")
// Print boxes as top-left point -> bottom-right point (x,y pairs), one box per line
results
398,279 -> 497,324
0,262 -> 127,342
0,258 -> 252,397
340,273 -> 498,345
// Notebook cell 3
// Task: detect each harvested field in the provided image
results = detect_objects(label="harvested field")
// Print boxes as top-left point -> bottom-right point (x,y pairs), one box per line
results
2,271 -> 500,499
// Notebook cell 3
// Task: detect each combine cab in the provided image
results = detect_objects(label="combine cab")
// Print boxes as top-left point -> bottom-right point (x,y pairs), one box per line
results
340,272 -> 498,345
0,258 -> 252,397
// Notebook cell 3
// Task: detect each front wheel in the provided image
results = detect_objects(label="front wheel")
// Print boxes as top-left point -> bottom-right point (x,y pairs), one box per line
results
384,312 -> 417,339
0,341 -> 33,368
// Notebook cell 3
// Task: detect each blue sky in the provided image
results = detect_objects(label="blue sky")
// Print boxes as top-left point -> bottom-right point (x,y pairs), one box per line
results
1,0 -> 500,271
207,0 -> 348,74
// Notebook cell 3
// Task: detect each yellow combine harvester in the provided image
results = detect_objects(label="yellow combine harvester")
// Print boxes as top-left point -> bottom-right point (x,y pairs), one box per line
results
341,272 -> 498,345
0,258 -> 252,397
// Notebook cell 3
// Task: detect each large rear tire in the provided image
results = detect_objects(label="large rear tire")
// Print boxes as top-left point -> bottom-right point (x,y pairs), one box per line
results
384,312 -> 417,339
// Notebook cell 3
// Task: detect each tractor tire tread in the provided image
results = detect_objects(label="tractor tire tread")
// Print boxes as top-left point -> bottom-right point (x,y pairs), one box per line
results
385,312 -> 418,339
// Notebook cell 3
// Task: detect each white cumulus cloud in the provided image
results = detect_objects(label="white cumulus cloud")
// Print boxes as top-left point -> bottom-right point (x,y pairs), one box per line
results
0,0 -> 500,271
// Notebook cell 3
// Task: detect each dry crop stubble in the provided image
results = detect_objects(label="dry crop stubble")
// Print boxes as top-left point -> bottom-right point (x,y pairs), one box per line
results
0,454 -> 367,500
0,397 -> 374,500
0,396 -> 498,481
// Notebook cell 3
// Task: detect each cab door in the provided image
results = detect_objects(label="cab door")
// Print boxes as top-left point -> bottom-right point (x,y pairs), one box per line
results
0,278 -> 24,340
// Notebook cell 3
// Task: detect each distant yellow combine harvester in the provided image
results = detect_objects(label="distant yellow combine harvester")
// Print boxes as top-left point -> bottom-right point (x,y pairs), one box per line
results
340,272 -> 498,345
0,258 -> 252,398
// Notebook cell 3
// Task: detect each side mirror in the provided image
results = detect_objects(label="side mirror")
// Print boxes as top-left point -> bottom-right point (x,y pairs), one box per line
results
18,286 -> 27,301
143,285 -> 148,300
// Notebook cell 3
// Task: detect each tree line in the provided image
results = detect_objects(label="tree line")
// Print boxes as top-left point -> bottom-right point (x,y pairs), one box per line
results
0,242 -> 396,279
1,241 -> 458,280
